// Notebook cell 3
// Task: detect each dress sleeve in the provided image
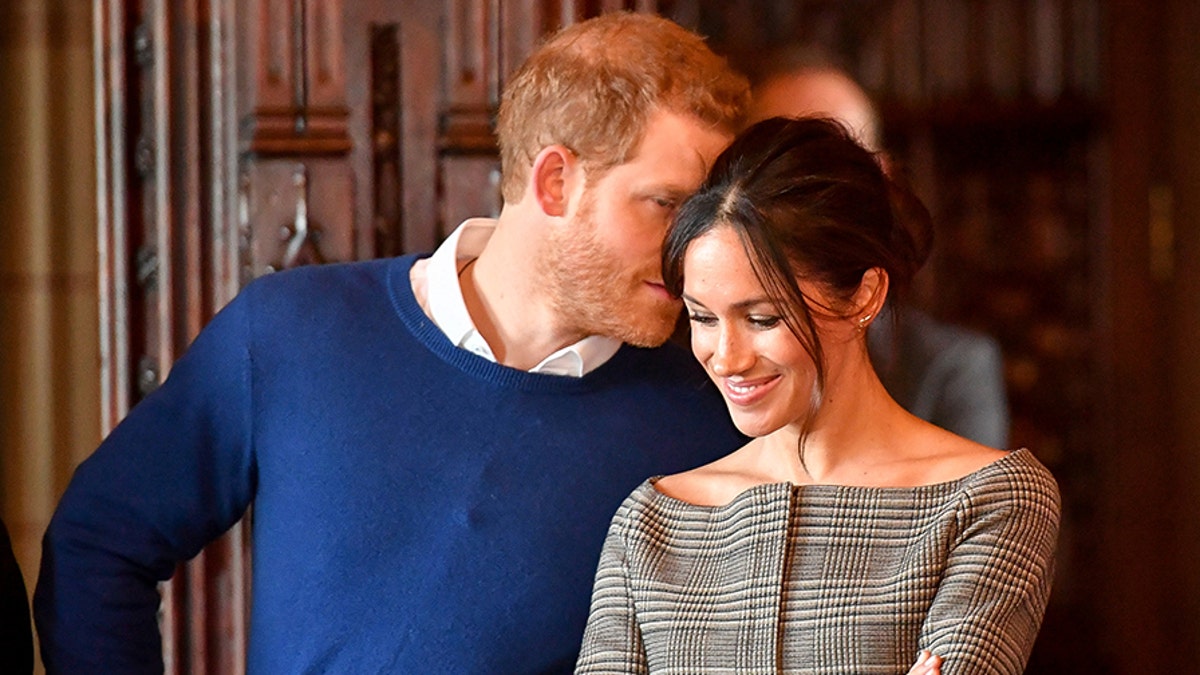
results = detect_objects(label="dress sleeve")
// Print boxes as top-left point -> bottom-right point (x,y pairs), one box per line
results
34,286 -> 259,674
919,459 -> 1061,674
575,503 -> 649,675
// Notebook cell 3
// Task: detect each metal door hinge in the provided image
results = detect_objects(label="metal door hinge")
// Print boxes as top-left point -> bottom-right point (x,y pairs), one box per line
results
133,22 -> 153,68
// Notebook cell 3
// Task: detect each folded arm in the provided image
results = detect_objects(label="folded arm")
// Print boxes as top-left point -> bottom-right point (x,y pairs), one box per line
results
919,464 -> 1061,674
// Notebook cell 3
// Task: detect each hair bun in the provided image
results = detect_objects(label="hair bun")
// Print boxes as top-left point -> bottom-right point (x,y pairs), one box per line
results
883,171 -> 934,295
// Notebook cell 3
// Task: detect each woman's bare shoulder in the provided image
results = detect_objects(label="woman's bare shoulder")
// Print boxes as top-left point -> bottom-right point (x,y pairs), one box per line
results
911,424 -> 1010,484
654,446 -> 772,507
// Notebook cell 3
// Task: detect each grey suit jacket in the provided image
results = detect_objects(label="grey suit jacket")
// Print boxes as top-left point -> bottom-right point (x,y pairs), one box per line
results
868,305 -> 1010,448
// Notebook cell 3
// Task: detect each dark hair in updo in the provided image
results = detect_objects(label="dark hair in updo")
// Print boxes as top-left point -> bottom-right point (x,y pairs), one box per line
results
663,116 -> 932,452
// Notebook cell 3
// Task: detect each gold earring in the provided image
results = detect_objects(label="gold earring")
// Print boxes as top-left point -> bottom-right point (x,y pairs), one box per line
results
857,314 -> 872,330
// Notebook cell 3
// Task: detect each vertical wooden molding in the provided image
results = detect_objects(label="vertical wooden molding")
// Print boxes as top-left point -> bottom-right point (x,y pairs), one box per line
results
245,0 -> 309,148
211,0 -> 242,305
147,0 -> 173,381
144,3 -> 185,669
208,8 -> 251,669
452,0 -> 478,64
172,0 -> 205,347
1100,1 -> 1170,670
304,0 -> 349,147
371,23 -> 403,256
558,0 -> 581,26
1166,0 -> 1200,662
307,0 -> 346,109
292,0 -> 307,127
96,0 -> 131,436
499,1 -> 542,82
600,0 -> 639,12
487,0 -> 501,104
261,0 -> 296,99
397,2 -> 441,253
443,0 -> 499,153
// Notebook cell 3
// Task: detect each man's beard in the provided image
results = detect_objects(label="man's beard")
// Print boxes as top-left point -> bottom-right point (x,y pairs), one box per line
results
539,204 -> 680,348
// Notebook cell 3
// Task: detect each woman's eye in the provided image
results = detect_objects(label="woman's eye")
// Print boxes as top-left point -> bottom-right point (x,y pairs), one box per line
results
749,315 -> 781,329
688,313 -> 717,326
653,197 -> 677,210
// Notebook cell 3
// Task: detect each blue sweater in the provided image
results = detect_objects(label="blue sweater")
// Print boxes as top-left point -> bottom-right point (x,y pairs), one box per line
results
34,255 -> 744,673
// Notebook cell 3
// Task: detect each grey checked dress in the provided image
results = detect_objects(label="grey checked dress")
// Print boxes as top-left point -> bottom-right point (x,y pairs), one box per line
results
576,449 -> 1060,674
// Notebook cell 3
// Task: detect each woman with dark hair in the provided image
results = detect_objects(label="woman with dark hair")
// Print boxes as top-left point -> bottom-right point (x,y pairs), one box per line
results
576,117 -> 1060,674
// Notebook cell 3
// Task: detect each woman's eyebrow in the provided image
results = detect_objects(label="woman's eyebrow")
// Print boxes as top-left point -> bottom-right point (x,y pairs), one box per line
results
682,294 -> 775,311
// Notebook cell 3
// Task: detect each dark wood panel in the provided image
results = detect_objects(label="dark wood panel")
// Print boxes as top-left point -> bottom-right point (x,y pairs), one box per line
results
242,0 -> 300,116
1098,2 -> 1173,672
1165,0 -> 1200,667
240,0 -> 351,156
343,1 -> 442,256
395,2 -> 443,252
443,0 -> 501,155
306,0 -> 347,111
440,156 -> 502,231
241,160 -> 355,276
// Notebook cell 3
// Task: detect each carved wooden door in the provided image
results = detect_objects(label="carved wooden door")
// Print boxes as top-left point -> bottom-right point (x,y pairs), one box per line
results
94,1 -> 682,671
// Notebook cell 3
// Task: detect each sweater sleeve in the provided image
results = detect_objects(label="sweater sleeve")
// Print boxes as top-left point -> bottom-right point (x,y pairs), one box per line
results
576,503 -> 649,675
34,287 -> 258,674
919,458 -> 1061,674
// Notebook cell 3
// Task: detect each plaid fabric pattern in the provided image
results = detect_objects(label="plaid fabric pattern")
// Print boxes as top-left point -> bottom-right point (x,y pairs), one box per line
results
577,449 -> 1060,674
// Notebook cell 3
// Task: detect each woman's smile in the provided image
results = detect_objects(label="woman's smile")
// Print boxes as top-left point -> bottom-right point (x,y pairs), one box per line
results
720,374 -> 782,407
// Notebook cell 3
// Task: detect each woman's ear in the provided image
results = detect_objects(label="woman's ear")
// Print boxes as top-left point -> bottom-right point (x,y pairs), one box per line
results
853,267 -> 889,327
530,145 -> 581,217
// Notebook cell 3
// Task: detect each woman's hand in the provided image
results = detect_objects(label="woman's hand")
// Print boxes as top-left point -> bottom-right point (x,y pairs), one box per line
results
907,650 -> 942,675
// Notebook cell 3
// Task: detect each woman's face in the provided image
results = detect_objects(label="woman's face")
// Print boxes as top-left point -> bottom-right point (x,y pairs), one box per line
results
682,226 -> 827,438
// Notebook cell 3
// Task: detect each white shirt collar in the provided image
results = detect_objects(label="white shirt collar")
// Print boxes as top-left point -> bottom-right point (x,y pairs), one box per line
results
424,218 -> 621,377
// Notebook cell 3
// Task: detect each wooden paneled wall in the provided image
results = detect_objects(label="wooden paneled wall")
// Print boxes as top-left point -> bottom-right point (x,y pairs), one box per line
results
0,3 -> 98,672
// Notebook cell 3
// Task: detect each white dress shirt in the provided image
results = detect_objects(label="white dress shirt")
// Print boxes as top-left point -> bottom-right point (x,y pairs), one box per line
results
412,218 -> 621,377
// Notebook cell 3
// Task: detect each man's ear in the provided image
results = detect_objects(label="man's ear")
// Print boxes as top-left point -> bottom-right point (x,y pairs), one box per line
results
530,145 -> 581,217
853,267 -> 889,324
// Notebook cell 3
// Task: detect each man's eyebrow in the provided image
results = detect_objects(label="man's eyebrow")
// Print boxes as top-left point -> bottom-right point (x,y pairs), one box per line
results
638,185 -> 691,199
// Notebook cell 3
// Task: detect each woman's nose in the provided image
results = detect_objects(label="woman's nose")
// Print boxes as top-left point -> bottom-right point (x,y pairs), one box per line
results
709,327 -> 753,377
